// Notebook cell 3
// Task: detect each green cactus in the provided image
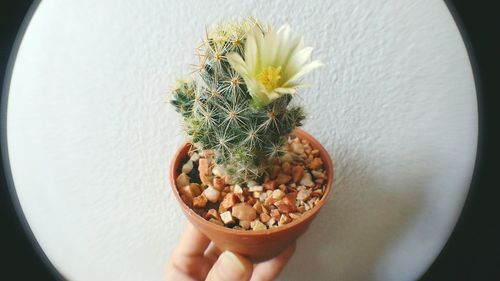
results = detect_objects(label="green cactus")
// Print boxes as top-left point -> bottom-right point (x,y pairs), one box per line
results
171,18 -> 306,183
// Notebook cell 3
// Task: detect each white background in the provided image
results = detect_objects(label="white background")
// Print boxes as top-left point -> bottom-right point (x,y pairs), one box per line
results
7,0 -> 477,280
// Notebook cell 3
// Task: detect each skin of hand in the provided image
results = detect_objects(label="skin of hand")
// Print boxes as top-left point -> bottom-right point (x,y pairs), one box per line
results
164,223 -> 296,281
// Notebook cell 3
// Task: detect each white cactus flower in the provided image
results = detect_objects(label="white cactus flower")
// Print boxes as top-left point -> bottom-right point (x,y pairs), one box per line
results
227,25 -> 322,108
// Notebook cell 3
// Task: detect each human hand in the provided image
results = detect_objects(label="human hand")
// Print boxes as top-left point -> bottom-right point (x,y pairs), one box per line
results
164,223 -> 296,281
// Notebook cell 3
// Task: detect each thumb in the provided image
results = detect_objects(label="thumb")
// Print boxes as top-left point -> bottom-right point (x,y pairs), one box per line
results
205,251 -> 253,281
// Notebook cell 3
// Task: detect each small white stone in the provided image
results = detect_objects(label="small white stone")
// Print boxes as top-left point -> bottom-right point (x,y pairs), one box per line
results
248,185 -> 263,192
189,152 -> 200,162
251,219 -> 267,231
175,173 -> 190,188
233,184 -> 243,194
181,160 -> 193,174
272,189 -> 285,200
220,211 -> 234,224
247,180 -> 259,187
212,165 -> 225,177
300,172 -> 314,187
304,203 -> 311,211
203,186 -> 220,203
250,220 -> 257,229
297,189 -> 312,201
267,218 -> 277,227
291,142 -> 304,154
311,170 -> 326,179
278,214 -> 292,226
259,192 -> 267,202
308,198 -> 319,207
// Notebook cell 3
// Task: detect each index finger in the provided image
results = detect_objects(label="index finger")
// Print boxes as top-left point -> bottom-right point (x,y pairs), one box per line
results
250,242 -> 296,281
173,223 -> 211,257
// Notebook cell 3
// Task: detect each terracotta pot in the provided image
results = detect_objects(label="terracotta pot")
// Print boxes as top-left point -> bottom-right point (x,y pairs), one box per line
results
169,128 -> 333,262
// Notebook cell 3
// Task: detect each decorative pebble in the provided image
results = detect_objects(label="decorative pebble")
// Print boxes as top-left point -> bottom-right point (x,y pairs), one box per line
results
300,172 -> 315,187
232,203 -> 257,221
203,186 -> 220,203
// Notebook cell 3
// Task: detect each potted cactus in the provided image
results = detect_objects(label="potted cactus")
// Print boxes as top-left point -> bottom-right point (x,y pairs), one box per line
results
169,18 -> 333,261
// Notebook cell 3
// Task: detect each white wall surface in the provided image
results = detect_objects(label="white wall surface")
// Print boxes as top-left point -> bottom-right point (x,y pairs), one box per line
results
6,0 -> 477,280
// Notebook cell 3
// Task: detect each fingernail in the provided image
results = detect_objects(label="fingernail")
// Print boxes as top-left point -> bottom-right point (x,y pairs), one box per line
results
217,251 -> 246,280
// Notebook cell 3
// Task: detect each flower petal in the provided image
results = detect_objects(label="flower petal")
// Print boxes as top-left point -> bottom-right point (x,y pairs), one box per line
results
287,47 -> 313,70
249,82 -> 271,107
262,30 -> 281,67
273,87 -> 297,95
279,35 -> 304,78
276,25 -> 291,64
251,26 -> 265,73
227,52 -> 250,77
267,90 -> 282,101
283,60 -> 323,86
283,46 -> 314,80
277,24 -> 291,37
244,27 -> 260,72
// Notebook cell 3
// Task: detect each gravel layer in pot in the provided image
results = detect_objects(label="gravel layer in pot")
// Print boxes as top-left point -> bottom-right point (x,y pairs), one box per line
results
174,133 -> 328,231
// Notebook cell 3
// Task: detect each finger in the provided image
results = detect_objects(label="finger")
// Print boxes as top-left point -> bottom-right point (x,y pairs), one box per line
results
164,265 -> 198,281
250,242 -> 296,281
204,243 -> 222,265
167,223 -> 212,280
205,251 -> 254,281
173,223 -> 211,257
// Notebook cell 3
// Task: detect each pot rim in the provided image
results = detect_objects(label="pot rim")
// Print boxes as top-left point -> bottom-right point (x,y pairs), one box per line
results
169,128 -> 334,236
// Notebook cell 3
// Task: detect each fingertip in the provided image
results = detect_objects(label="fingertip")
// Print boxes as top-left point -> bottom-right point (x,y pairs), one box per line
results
207,251 -> 253,281
217,251 -> 253,280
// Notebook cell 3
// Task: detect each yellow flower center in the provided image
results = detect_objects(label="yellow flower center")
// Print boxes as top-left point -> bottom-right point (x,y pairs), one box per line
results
257,66 -> 282,92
